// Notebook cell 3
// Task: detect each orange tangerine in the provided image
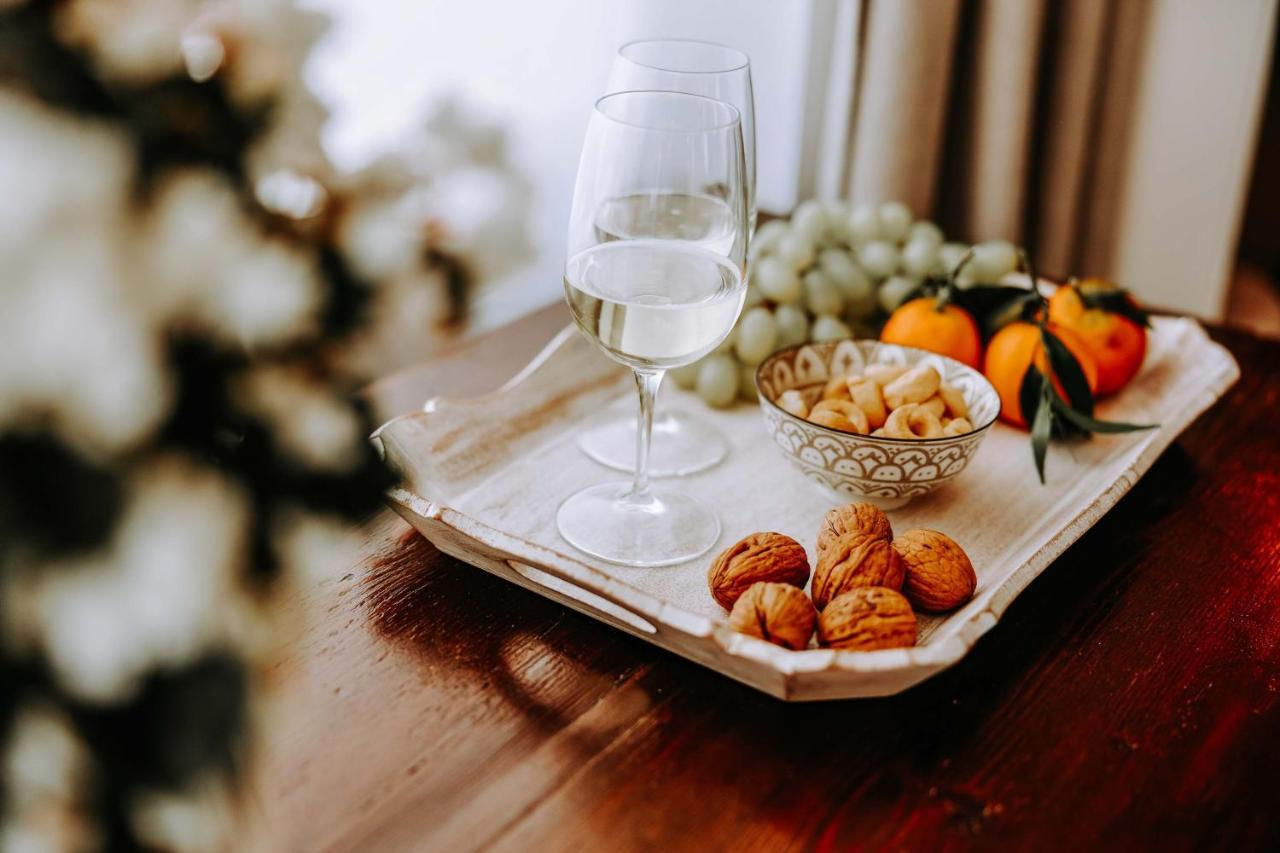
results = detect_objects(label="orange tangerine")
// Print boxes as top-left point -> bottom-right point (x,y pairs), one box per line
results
983,321 -> 1099,428
880,297 -> 982,368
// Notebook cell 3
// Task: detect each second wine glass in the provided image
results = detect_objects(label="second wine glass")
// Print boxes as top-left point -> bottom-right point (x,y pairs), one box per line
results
577,39 -> 757,478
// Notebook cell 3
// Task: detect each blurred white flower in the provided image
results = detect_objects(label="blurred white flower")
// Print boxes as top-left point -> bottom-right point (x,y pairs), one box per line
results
55,0 -> 200,83
192,0 -> 327,106
409,164 -> 532,281
336,268 -> 454,378
0,92 -> 133,259
145,170 -> 322,348
254,168 -> 327,220
28,460 -> 251,703
180,31 -> 225,82
0,228 -> 173,452
1,704 -> 96,853
3,705 -> 90,810
273,509 -> 362,589
335,197 -> 422,281
131,775 -> 234,853
233,365 -> 364,474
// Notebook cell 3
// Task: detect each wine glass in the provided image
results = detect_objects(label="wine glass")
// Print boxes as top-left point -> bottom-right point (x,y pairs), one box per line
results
577,39 -> 757,478
558,91 -> 748,567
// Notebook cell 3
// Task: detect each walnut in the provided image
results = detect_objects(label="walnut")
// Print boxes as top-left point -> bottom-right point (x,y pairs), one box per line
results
811,530 -> 905,610
816,502 -> 892,555
727,582 -> 816,650
893,529 -> 977,612
817,587 -> 917,650
707,532 -> 810,611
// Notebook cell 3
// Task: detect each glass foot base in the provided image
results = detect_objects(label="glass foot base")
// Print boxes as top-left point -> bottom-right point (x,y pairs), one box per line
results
556,482 -> 721,567
577,411 -> 728,477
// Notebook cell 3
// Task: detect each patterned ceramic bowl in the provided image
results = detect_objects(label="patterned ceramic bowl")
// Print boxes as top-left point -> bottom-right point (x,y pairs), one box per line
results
755,340 -> 1001,508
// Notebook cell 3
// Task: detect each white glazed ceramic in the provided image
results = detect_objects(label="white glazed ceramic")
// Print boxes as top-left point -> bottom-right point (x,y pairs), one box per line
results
756,340 -> 1001,508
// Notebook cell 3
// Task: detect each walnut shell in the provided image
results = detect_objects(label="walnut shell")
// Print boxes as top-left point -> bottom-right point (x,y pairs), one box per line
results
707,532 -> 810,611
817,587 -> 917,650
893,529 -> 977,612
816,502 -> 893,555
727,582 -> 816,650
812,530 -> 905,610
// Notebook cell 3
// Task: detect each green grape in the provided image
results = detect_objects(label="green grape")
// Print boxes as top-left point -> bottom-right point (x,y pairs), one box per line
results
790,200 -> 828,244
747,239 -> 771,265
734,306 -> 779,365
937,242 -> 970,276
738,362 -> 760,401
696,354 -> 741,408
811,314 -> 853,342
847,203 -> 880,243
776,232 -> 816,271
669,361 -> 700,389
878,201 -> 913,242
901,237 -> 940,278
752,219 -> 789,254
711,324 -> 737,355
878,274 -> 920,313
970,239 -> 1018,282
753,255 -> 802,303
858,240 -> 899,279
774,303 -> 809,348
908,220 -> 944,247
803,269 -> 844,316
819,249 -> 875,313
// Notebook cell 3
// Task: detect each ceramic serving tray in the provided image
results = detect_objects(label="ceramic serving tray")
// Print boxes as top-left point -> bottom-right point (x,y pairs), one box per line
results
374,317 -> 1238,701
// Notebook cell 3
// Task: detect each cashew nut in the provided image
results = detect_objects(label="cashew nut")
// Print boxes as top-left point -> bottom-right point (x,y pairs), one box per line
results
937,382 -> 969,419
882,364 -> 941,409
942,416 -> 973,436
846,377 -> 887,429
808,399 -> 870,434
777,389 -> 810,418
864,364 -> 908,387
883,403 -> 944,439
822,374 -> 853,401
917,395 -> 946,419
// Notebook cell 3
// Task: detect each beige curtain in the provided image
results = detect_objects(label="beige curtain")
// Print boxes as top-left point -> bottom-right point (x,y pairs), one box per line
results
842,0 -> 1146,280
835,0 -> 1276,302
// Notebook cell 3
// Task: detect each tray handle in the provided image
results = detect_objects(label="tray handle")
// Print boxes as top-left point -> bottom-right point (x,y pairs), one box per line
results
503,559 -> 658,636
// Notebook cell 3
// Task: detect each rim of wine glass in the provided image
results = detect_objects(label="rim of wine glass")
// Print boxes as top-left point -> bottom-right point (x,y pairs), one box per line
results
593,90 -> 741,134
617,38 -> 750,75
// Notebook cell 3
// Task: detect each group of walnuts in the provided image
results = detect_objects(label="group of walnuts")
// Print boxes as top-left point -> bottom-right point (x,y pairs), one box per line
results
706,502 -> 977,651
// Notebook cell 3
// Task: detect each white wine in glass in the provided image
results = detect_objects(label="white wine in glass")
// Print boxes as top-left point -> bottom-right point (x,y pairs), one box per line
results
558,91 -> 748,567
565,240 -> 744,368
577,39 -> 757,478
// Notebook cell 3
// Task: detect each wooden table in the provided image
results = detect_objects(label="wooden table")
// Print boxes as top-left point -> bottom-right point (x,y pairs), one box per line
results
249,304 -> 1280,851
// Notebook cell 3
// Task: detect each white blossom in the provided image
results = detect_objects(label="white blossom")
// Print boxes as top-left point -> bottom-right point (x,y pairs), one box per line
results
273,509 -> 362,588
233,365 -> 364,474
131,776 -> 235,853
0,92 -> 133,259
54,0 -> 200,83
1,705 -> 96,853
29,460 -> 251,703
144,170 -> 322,348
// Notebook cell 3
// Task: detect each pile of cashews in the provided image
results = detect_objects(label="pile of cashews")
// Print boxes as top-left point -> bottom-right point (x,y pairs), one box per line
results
777,363 -> 974,439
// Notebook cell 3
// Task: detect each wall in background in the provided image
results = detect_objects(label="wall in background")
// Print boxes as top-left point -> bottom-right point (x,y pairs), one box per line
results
303,0 -> 817,332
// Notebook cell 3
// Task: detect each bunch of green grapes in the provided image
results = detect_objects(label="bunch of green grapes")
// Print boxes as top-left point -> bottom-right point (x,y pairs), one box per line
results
673,200 -> 1019,406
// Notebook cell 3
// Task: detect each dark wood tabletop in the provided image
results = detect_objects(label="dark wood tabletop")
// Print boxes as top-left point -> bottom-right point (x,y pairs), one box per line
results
247,303 -> 1280,852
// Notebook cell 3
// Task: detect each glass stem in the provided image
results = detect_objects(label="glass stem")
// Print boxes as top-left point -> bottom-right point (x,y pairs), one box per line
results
629,368 -> 664,502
